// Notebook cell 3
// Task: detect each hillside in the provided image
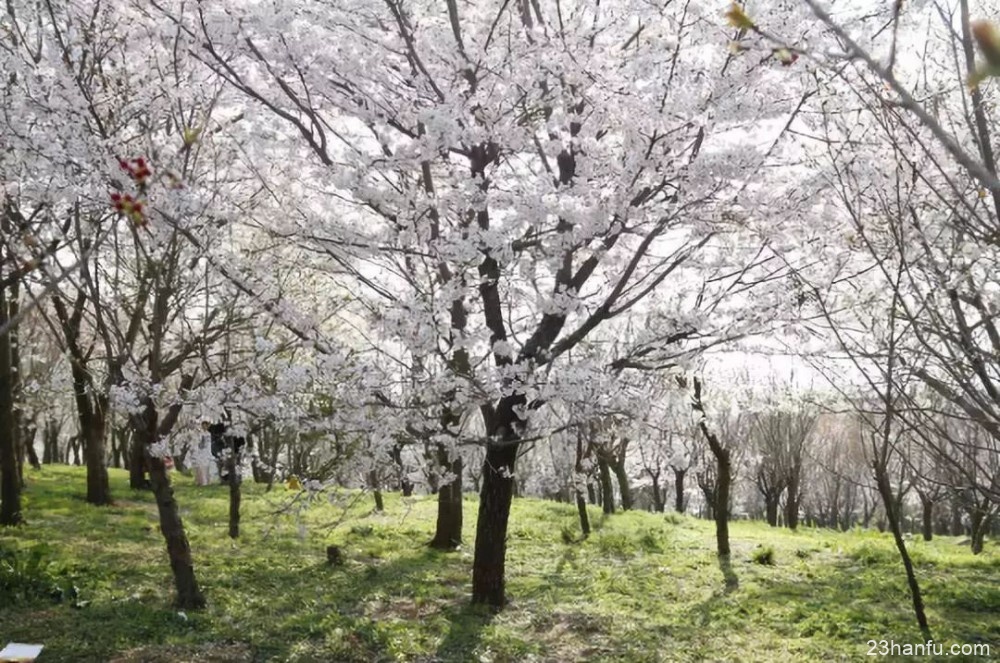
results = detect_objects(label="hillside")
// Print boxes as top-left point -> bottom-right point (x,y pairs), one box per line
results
0,466 -> 997,662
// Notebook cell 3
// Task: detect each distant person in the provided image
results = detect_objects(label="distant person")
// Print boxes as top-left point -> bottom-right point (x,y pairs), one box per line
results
202,421 -> 246,484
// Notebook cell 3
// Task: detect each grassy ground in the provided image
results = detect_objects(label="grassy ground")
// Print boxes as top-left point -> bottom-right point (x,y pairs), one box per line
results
0,466 -> 997,662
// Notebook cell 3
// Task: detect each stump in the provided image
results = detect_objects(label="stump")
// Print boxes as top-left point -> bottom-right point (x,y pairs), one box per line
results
326,545 -> 344,566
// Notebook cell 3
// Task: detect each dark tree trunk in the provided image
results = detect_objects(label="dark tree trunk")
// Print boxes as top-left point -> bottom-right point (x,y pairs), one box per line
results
0,282 -> 23,526
587,482 -> 596,505
391,443 -> 414,496
714,451 -> 732,557
611,461 -> 632,511
574,434 -> 591,535
784,475 -> 800,530
429,450 -> 463,550
598,456 -> 615,514
129,429 -> 150,490
42,419 -> 59,465
471,394 -> 523,610
673,468 -> 686,513
24,434 -> 40,471
650,473 -> 664,513
136,398 -> 205,609
919,495 -> 933,542
228,453 -> 241,539
765,493 -> 780,527
970,510 -> 989,555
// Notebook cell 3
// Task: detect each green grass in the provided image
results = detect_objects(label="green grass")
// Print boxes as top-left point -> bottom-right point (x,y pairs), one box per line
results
0,466 -> 997,662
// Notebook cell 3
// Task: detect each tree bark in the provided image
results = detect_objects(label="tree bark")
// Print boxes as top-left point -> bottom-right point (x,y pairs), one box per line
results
129,429 -> 150,490
228,452 -> 241,539
429,450 -> 463,549
610,460 -> 632,511
765,493 -> 780,527
0,281 -> 23,526
784,474 -> 800,530
714,450 -> 732,557
135,398 -> 205,609
650,472 -> 664,513
875,466 -> 930,636
471,396 -> 522,610
970,510 -> 989,555
673,468 -> 686,513
919,495 -> 934,542
598,455 -> 615,514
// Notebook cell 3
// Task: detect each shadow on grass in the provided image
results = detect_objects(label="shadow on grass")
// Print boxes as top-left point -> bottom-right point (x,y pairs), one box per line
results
718,554 -> 739,593
210,544 -> 492,662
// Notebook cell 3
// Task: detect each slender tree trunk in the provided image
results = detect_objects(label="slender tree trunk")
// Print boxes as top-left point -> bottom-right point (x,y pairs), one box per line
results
228,452 -> 241,539
587,482 -> 596,505
598,456 -> 615,514
875,466 -> 930,637
919,495 -> 934,542
575,434 -> 591,535
714,451 -> 732,557
673,468 -> 686,513
0,283 -> 23,526
429,449 -> 463,549
136,398 -> 205,609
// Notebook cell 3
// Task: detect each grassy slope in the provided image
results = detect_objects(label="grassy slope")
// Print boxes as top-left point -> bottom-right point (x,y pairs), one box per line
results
0,466 -> 997,662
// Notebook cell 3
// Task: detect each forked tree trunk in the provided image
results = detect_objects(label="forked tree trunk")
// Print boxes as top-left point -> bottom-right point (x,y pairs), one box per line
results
970,510 -> 989,555
650,473 -> 664,513
429,449 -> 463,550
598,456 -> 615,514
611,461 -> 632,511
135,398 -> 205,609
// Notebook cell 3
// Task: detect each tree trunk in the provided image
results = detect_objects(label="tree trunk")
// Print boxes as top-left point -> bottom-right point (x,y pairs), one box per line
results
228,452 -> 241,539
875,466 -> 930,637
129,430 -> 150,490
587,482 -> 596,505
471,397 -> 523,610
611,461 -> 632,511
429,449 -> 463,550
784,475 -> 800,530
0,283 -> 23,526
714,451 -> 732,558
970,510 -> 989,555
765,493 -> 780,527
673,468 -> 686,513
650,473 -> 664,513
598,456 -> 615,514
919,495 -> 933,542
136,398 -> 205,609
83,410 -> 111,505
